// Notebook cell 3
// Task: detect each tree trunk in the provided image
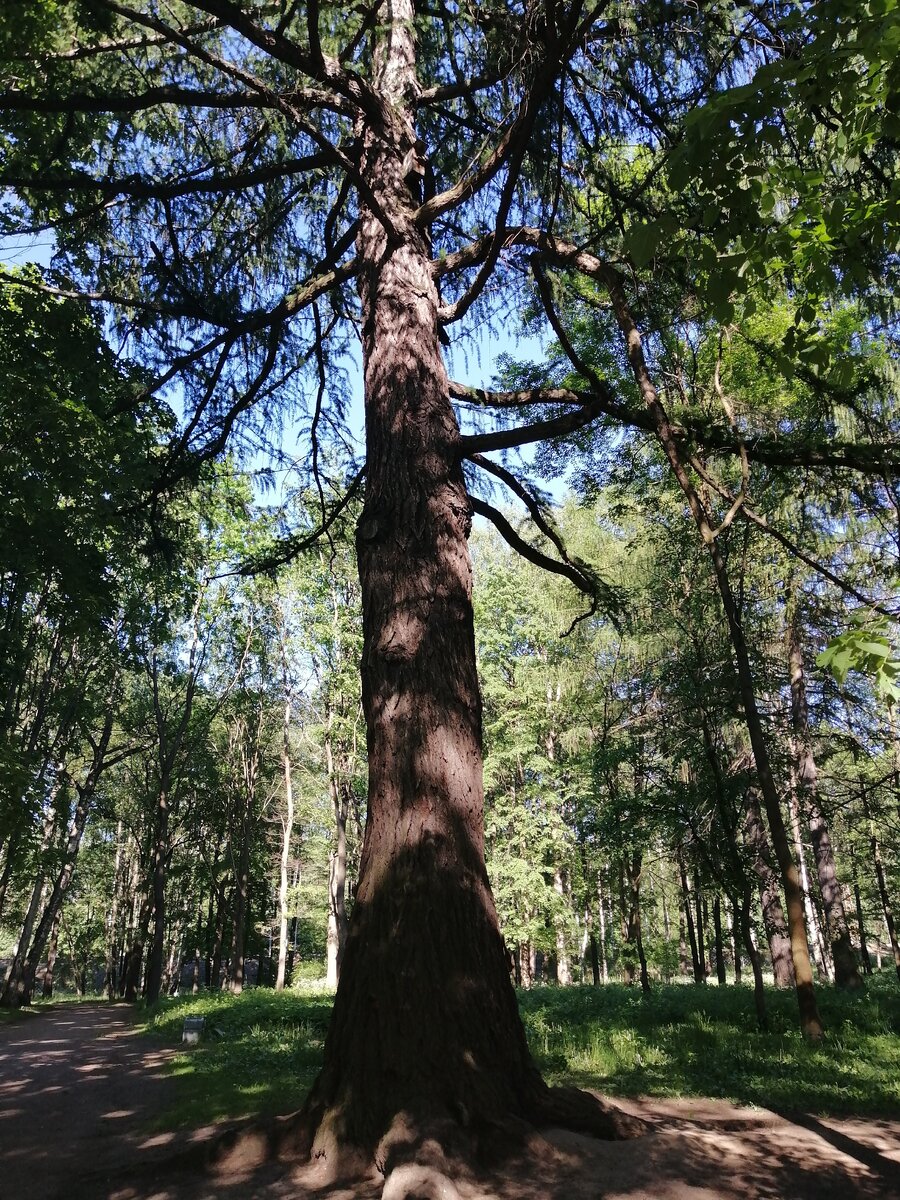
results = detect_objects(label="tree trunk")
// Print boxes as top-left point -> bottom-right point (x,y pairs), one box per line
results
276,699 -> 295,992
786,620 -> 861,988
624,854 -> 649,993
41,904 -> 63,998
694,874 -> 707,983
554,869 -> 571,987
144,786 -> 170,1005
678,853 -> 703,984
861,785 -> 900,982
324,729 -> 349,989
299,9 -> 631,1163
731,903 -> 742,984
738,886 -> 767,1029
744,786 -> 795,988
787,787 -> 831,982
105,822 -> 125,999
0,828 -> 18,924
853,867 -> 873,975
124,880 -> 153,1002
608,280 -> 821,1036
597,875 -> 609,983
713,896 -> 727,985
1,798 -> 57,1006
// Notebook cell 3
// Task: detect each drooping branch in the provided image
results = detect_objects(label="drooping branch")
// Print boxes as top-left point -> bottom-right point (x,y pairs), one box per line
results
469,495 -> 600,633
469,452 -> 571,564
237,468 -> 365,575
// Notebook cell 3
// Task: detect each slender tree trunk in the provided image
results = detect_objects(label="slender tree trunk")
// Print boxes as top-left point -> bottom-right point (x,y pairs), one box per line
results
324,733 -> 349,989
713,896 -> 727,985
1,797 -> 57,1006
787,620 -> 861,988
210,862 -> 229,992
694,874 -> 707,983
20,715 -> 113,1005
861,785 -> 900,982
609,281 -> 822,1036
124,879 -> 153,1002
0,829 -> 18,923
738,886 -> 768,1029
787,788 -> 831,981
744,786 -> 795,988
624,854 -> 649,993
597,875 -> 609,983
41,904 -> 63,998
853,868 -> 873,975
105,822 -> 125,999
554,868 -> 571,987
276,700 -> 295,992
229,824 -> 251,995
731,903 -> 742,984
678,853 -> 703,984
144,785 -> 170,1005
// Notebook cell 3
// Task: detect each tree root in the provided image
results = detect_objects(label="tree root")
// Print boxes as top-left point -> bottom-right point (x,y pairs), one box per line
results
529,1083 -> 648,1141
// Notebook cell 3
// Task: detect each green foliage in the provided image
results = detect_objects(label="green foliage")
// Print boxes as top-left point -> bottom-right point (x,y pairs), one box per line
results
817,614 -> 900,706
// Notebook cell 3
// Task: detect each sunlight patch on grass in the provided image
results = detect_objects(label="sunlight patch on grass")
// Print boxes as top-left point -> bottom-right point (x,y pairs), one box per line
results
139,975 -> 900,1129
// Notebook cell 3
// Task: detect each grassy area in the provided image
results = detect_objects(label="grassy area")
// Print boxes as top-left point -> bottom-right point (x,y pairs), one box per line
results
141,988 -> 333,1129
141,975 -> 900,1130
519,975 -> 900,1115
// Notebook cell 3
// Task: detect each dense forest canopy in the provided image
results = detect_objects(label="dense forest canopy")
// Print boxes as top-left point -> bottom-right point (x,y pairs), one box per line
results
1,0 -> 899,1183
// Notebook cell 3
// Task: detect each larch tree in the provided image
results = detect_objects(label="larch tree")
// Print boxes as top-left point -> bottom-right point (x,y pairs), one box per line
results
2,0 -> 899,1177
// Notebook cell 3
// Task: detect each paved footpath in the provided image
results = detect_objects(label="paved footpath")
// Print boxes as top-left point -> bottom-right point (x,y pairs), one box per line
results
0,1003 -> 181,1200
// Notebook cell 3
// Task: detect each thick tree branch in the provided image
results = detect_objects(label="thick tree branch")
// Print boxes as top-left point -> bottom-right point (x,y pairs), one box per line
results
1,155 -> 331,203
469,453 -> 571,564
0,87 -> 280,114
459,394 -> 608,455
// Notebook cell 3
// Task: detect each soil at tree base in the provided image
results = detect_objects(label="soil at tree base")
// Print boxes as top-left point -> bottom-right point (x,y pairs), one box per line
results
1,1003 -> 899,1199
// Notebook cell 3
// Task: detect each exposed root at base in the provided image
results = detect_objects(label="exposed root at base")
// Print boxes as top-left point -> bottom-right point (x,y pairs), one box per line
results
529,1083 -> 648,1141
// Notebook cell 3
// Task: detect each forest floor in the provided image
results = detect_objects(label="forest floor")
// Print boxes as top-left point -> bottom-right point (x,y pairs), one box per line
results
1,1001 -> 899,1200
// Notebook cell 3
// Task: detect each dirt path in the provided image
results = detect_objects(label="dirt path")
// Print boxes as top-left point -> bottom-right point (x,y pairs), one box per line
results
1,1003 -> 898,1200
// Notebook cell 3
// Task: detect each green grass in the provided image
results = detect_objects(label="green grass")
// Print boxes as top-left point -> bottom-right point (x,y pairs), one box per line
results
141,988 -> 333,1129
141,975 -> 900,1131
520,975 -> 900,1115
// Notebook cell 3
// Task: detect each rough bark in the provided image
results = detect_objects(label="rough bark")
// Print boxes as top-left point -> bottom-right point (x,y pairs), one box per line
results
297,5 -> 638,1166
786,619 -> 862,989
744,786 -> 795,988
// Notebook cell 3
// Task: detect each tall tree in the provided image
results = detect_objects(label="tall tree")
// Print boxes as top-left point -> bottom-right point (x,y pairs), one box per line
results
3,0 -> 898,1174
